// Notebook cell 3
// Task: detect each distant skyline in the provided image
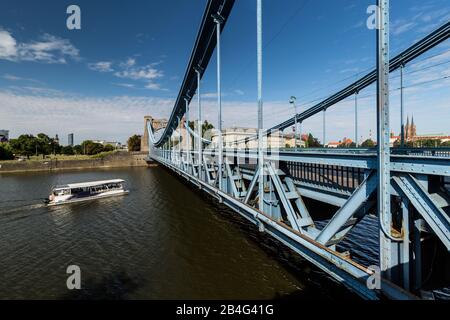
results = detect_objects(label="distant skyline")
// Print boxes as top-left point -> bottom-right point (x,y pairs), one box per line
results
0,0 -> 449,144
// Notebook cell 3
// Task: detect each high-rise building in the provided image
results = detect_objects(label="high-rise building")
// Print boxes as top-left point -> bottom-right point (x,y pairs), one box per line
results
68,133 -> 74,146
0,130 -> 9,142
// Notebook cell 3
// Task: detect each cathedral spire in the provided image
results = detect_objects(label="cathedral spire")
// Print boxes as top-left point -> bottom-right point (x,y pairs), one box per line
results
406,116 -> 410,140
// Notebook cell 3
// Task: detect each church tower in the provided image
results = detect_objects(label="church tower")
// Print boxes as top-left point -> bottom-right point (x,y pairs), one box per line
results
405,116 -> 410,140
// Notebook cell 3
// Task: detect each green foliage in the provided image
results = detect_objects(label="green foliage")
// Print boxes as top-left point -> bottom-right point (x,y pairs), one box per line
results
61,145 -> 74,155
91,151 -> 114,159
8,133 -> 61,157
337,141 -> 356,148
306,133 -> 321,148
10,135 -> 37,157
202,120 -> 214,136
103,144 -> 115,152
417,139 -> 440,148
80,140 -> 105,155
361,139 -> 376,148
0,143 -> 14,160
127,135 -> 141,152
73,145 -> 83,154
188,120 -> 214,136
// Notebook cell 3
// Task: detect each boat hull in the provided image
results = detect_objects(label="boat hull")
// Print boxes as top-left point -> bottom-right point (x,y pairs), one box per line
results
46,190 -> 129,206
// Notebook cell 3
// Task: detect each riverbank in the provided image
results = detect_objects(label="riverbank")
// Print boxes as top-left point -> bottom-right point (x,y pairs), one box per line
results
0,151 -> 150,173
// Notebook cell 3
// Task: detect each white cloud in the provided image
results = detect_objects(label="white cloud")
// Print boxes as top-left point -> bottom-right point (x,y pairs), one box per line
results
145,82 -> 166,90
114,58 -> 165,90
201,92 -> 219,99
87,56 -> 166,90
3,74 -> 42,84
340,67 -> 359,74
115,65 -> 163,81
0,30 -> 79,64
88,61 -> 114,72
121,58 -> 136,68
0,30 -> 17,59
0,88 -> 174,143
113,83 -> 135,88
392,21 -> 416,36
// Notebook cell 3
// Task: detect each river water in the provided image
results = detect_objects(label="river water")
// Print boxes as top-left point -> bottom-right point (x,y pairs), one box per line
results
0,166 -> 362,300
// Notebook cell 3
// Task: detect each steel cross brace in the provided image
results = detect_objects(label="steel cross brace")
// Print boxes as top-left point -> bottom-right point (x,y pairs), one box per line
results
315,170 -> 377,246
392,173 -> 450,251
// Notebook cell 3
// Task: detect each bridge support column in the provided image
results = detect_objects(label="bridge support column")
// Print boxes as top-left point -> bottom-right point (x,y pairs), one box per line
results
256,0 -> 264,211
400,64 -> 405,148
355,92 -> 358,147
323,109 -> 326,147
195,67 -> 203,181
213,13 -> 224,191
178,116 -> 182,168
185,98 -> 191,174
377,0 -> 396,283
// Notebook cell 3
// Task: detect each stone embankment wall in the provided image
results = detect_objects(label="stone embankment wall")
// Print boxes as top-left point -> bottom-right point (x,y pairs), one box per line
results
0,152 -> 150,173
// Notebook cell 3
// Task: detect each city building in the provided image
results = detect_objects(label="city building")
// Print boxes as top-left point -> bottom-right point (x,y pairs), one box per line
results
0,129 -> 9,142
326,141 -> 340,148
68,133 -> 74,146
92,140 -> 122,149
390,114 -> 450,146
210,127 -> 295,149
284,133 -> 306,148
405,115 -> 417,141
325,138 -> 353,148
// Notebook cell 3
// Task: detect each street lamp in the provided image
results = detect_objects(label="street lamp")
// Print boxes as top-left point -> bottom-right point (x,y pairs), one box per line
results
289,96 -> 298,149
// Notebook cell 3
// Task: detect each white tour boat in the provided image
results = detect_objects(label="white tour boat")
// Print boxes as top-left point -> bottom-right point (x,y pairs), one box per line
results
46,179 -> 129,206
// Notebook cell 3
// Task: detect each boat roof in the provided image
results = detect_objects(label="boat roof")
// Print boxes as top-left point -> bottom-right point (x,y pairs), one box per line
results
53,179 -> 125,190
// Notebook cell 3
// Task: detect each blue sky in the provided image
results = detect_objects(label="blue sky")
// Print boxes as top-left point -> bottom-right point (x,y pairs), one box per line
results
0,0 -> 449,144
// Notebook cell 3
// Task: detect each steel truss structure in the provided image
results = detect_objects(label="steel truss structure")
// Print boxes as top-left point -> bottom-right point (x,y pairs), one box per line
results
147,0 -> 450,299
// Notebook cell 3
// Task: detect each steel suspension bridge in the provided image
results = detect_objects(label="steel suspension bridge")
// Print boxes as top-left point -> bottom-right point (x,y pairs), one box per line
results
146,0 -> 450,300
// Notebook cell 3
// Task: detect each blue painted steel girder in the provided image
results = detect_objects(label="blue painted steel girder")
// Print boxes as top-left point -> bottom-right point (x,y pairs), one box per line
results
232,22 -> 450,145
151,0 -> 235,147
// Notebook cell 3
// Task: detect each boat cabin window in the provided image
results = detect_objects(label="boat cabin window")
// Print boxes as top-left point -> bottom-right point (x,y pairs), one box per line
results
53,188 -> 70,196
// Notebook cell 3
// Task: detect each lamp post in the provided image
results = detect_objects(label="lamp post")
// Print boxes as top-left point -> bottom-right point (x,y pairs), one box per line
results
289,96 -> 298,149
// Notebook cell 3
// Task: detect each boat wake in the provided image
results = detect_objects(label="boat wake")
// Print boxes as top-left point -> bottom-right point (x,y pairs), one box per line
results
0,202 -> 46,217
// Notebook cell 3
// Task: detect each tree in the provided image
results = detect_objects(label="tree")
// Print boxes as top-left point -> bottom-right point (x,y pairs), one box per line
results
37,133 -> 51,155
73,145 -> 83,154
127,135 -> 141,151
202,120 -> 214,136
187,120 -> 214,136
80,140 -> 104,155
61,145 -> 74,155
419,139 -> 440,148
0,143 -> 14,160
306,133 -> 321,148
338,138 -> 356,148
361,139 -> 376,148
103,144 -> 115,152
10,135 -> 37,158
